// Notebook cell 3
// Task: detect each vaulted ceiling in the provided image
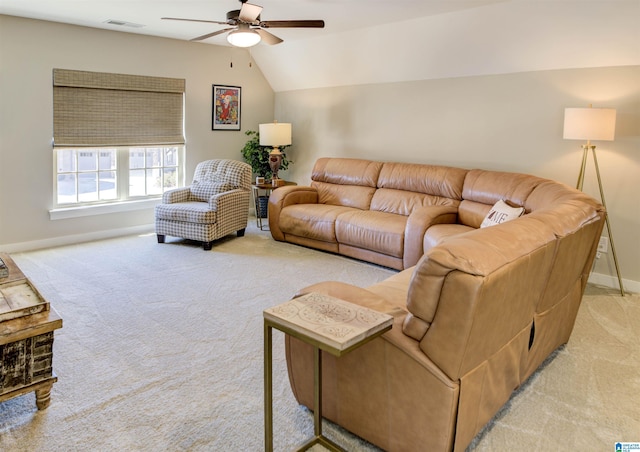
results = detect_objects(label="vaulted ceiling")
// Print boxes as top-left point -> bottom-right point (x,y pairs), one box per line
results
1,0 -> 638,91
0,0 -> 506,44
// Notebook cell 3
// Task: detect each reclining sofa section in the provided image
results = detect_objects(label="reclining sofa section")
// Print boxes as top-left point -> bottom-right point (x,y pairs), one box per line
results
269,158 -> 468,270
268,158 -> 605,451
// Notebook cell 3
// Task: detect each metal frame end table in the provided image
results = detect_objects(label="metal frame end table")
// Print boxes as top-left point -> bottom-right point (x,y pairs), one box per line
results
263,292 -> 393,451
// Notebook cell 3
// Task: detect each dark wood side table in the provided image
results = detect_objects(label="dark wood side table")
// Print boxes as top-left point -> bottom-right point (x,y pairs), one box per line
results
263,292 -> 393,451
0,253 -> 63,410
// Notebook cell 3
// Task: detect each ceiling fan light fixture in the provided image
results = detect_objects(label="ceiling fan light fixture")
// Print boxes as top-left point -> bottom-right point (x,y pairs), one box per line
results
227,25 -> 261,47
163,1 -> 325,46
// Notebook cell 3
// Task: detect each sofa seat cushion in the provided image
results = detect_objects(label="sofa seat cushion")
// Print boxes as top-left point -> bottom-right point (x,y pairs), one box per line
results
155,202 -> 217,224
423,223 -> 474,251
279,204 -> 358,242
335,210 -> 406,258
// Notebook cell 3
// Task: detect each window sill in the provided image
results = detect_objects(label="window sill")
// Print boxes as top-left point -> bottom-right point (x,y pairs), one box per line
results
49,198 -> 161,220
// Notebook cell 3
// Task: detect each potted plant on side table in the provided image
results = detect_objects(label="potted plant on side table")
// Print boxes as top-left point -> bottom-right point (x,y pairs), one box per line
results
241,130 -> 291,218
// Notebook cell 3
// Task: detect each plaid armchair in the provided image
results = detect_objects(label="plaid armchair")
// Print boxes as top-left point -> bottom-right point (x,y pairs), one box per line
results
155,159 -> 252,250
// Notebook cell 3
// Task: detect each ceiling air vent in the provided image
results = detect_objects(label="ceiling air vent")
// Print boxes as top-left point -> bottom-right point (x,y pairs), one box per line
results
104,20 -> 145,28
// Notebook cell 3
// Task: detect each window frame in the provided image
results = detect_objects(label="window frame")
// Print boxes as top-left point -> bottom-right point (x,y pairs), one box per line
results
52,145 -> 185,211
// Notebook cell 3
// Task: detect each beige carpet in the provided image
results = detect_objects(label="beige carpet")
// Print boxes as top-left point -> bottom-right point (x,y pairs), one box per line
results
1,222 -> 638,451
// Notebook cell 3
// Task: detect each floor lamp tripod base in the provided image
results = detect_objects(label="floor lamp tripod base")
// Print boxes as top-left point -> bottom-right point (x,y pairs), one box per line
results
577,145 -> 625,297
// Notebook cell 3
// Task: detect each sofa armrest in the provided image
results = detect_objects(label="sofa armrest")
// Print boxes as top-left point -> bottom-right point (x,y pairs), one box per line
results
268,186 -> 319,241
162,187 -> 191,204
403,205 -> 459,268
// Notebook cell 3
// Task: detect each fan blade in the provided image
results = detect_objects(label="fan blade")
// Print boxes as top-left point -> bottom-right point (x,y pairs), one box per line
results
162,17 -> 230,25
261,20 -> 325,28
239,3 -> 263,23
190,28 -> 235,42
255,28 -> 283,45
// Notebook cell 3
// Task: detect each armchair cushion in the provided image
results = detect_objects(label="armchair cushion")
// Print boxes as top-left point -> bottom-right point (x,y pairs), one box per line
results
155,202 -> 217,224
190,182 -> 233,202
193,159 -> 250,188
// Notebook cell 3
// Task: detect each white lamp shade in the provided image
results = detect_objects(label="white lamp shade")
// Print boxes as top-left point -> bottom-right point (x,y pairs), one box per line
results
259,122 -> 292,146
563,107 -> 616,141
227,27 -> 261,48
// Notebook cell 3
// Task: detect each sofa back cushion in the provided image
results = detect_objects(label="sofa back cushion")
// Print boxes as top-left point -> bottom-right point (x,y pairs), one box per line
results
370,189 -> 460,216
311,158 -> 382,209
370,163 -> 467,215
378,162 -> 467,198
459,169 -> 543,228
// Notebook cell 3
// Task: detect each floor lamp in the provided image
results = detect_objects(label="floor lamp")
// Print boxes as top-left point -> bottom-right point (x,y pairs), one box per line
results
563,105 -> 625,296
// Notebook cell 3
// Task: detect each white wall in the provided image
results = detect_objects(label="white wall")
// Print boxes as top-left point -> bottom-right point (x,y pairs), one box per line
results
274,66 -> 640,290
253,1 -> 640,92
0,15 -> 274,250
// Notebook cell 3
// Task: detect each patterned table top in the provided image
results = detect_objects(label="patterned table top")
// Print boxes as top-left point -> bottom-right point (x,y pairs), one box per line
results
264,292 -> 393,355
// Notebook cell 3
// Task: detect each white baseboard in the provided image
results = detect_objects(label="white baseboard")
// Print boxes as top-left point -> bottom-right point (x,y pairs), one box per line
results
588,271 -> 639,294
1,224 -> 155,253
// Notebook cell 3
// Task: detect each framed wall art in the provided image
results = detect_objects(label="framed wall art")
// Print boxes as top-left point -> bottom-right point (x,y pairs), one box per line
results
212,85 -> 241,131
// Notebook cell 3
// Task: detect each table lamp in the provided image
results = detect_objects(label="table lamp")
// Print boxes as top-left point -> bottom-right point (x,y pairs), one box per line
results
259,121 -> 291,183
563,104 -> 624,296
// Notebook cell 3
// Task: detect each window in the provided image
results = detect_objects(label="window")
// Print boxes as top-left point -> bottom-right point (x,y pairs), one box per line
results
52,69 -> 185,209
55,146 -> 183,206
56,148 -> 117,204
129,146 -> 180,197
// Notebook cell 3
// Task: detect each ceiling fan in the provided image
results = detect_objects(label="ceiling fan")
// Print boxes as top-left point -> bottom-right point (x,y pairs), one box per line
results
162,0 -> 325,47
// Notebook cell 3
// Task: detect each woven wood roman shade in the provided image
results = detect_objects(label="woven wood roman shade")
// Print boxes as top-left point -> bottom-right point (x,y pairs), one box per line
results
53,69 -> 185,147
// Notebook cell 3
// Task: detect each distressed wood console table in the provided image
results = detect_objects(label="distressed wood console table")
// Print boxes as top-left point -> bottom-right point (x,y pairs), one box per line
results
264,292 -> 393,451
0,253 -> 62,410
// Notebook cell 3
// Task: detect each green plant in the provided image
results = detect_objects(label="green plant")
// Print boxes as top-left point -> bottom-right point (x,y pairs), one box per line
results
240,130 -> 291,178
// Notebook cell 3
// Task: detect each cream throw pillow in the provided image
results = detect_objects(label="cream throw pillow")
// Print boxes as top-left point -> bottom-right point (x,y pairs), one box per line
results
480,199 -> 525,228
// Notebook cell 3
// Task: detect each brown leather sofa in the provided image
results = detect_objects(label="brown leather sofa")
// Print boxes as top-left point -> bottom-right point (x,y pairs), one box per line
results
269,158 -> 605,451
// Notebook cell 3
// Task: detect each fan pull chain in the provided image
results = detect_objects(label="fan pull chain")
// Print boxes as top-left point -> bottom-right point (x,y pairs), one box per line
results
228,48 -> 253,69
